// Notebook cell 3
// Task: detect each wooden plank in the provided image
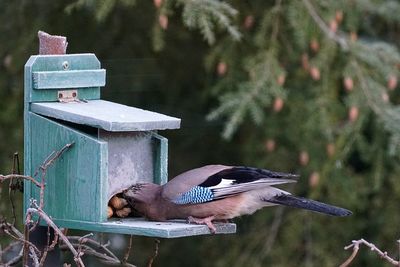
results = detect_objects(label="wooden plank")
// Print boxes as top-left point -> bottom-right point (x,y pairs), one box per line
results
49,218 -> 237,238
31,100 -> 181,132
24,57 -> 35,218
25,54 -> 102,102
32,69 -> 106,89
152,133 -> 168,185
29,113 -> 108,223
30,54 -> 101,71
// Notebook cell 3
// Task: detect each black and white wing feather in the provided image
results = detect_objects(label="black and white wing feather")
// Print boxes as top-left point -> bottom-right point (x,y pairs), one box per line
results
171,166 -> 298,205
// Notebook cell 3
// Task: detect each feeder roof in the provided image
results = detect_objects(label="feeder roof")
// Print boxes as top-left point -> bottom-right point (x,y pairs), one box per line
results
31,99 -> 181,132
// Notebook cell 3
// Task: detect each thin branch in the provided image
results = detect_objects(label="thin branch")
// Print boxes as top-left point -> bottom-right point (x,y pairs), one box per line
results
76,233 -> 94,260
9,152 -> 21,225
59,241 -> 136,267
38,142 -> 74,209
2,223 -> 40,256
0,174 -> 41,187
40,142 -> 74,171
302,0 -> 349,50
66,237 -> 119,261
0,142 -> 138,267
29,245 -> 40,267
340,239 -> 399,267
147,239 -> 160,267
123,235 -> 133,264
39,226 -> 60,267
26,205 -> 85,267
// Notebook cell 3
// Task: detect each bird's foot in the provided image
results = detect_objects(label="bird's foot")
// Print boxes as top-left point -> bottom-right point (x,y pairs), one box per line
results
187,216 -> 217,234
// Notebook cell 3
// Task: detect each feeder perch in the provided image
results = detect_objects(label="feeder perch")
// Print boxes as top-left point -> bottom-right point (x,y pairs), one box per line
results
23,53 -> 236,238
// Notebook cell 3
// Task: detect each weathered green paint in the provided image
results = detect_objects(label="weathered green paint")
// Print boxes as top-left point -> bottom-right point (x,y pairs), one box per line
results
33,69 -> 106,89
31,100 -> 181,132
29,113 -> 108,222
25,54 -> 102,103
23,53 -> 235,237
23,54 -> 102,218
152,132 -> 168,185
50,218 -> 237,238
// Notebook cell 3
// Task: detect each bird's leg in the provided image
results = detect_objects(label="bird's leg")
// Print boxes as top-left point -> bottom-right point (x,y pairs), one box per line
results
187,215 -> 217,234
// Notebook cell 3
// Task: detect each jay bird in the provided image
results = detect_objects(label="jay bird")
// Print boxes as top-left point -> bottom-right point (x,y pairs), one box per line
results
123,165 -> 351,233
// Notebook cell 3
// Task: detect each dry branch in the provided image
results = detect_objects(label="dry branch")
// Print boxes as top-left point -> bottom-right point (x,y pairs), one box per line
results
340,238 -> 399,267
147,239 -> 160,267
0,174 -> 41,187
1,142 -> 137,267
26,204 -> 85,267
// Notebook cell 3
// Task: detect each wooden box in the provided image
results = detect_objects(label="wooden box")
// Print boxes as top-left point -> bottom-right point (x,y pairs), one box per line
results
23,54 -> 236,238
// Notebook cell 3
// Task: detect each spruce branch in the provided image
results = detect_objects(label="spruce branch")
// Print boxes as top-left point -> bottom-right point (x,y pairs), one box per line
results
178,0 -> 241,44
207,51 -> 285,139
302,0 -> 348,50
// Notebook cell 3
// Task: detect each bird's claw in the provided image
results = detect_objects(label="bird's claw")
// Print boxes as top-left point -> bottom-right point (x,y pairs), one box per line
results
187,216 -> 217,234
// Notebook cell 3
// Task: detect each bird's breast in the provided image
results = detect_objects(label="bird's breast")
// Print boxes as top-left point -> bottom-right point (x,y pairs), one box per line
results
164,193 -> 267,220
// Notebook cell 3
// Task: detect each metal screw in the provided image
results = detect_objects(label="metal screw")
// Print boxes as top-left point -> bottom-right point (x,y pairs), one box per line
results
72,92 -> 77,97
62,61 -> 69,70
58,93 -> 63,98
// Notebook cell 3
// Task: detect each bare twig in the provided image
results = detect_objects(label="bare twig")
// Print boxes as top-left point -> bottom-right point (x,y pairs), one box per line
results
29,245 -> 40,267
66,236 -> 118,261
26,204 -> 85,267
61,237 -> 136,267
0,174 -> 41,187
39,225 -> 60,267
340,238 -> 399,267
76,233 -> 94,260
38,142 -> 74,209
147,239 -> 160,267
1,141 -> 136,267
302,0 -> 349,50
27,142 -> 74,235
1,222 -> 40,256
9,152 -> 21,225
40,142 -> 74,172
123,235 -> 133,264
60,243 -> 136,267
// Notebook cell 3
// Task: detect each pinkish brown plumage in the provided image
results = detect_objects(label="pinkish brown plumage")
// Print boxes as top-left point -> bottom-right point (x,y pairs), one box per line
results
123,165 -> 352,233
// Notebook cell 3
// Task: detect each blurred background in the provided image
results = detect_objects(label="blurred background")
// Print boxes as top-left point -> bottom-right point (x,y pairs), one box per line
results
1,0 -> 400,266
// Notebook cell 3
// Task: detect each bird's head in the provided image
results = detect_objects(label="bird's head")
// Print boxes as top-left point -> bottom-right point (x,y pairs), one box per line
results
123,183 -> 161,204
122,183 -> 165,220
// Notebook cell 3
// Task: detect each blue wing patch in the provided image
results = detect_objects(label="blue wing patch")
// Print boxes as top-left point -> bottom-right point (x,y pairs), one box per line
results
172,186 -> 214,204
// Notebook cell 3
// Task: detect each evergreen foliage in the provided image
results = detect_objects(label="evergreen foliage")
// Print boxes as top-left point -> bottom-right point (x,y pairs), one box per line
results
1,0 -> 400,266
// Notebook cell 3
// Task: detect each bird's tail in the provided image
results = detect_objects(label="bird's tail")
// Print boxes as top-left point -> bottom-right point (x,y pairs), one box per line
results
265,194 -> 352,216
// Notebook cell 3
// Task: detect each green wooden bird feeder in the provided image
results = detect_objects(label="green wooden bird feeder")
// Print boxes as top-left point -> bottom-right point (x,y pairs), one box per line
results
23,53 -> 236,238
